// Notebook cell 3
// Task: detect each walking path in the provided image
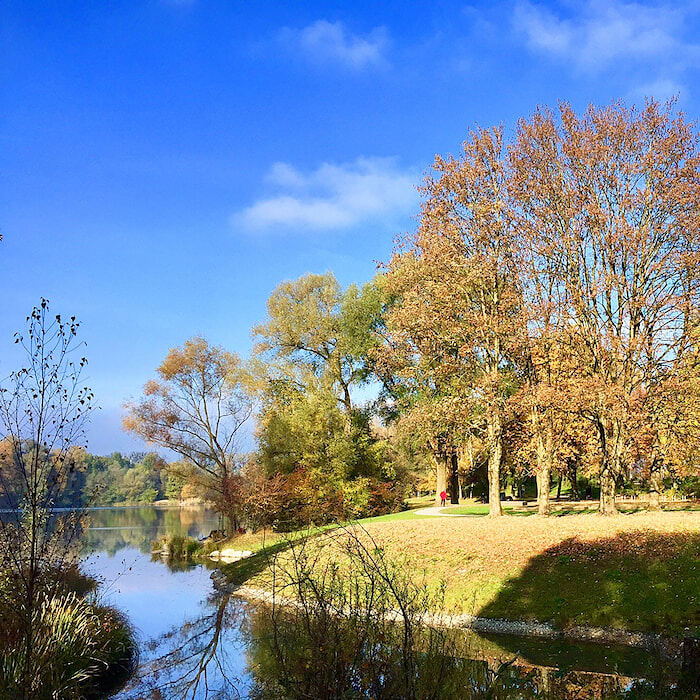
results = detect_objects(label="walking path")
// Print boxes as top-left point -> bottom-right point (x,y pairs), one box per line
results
413,505 -> 473,517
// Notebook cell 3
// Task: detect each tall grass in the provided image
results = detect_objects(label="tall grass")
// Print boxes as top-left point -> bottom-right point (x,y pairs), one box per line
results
0,586 -> 135,699
153,533 -> 202,561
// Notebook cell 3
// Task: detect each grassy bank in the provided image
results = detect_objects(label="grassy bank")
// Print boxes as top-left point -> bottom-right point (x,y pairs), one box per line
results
219,510 -> 700,637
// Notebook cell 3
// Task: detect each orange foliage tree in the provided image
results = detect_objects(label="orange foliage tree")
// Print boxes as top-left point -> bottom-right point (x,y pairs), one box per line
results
384,127 -> 524,516
384,99 -> 699,516
510,100 -> 700,513
123,337 -> 252,514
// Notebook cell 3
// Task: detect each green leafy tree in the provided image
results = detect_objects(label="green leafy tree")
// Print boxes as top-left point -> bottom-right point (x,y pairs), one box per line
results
254,272 -> 382,415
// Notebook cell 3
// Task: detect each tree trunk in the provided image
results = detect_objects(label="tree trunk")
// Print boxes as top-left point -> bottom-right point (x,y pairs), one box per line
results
599,465 -> 617,515
433,452 -> 448,507
534,412 -> 552,516
486,412 -> 503,517
450,451 -> 460,505
596,419 -> 618,515
648,460 -> 662,511
568,459 -> 580,500
536,469 -> 551,516
341,382 -> 353,435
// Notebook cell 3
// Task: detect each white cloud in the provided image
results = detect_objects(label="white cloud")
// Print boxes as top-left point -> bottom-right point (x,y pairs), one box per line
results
631,78 -> 687,102
235,157 -> 418,232
513,1 -> 697,71
282,20 -> 389,69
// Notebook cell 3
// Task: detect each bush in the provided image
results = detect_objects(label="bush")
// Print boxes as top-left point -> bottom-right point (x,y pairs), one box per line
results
246,527 -> 516,700
367,479 -> 406,516
214,462 -> 407,534
264,470 -> 407,531
154,533 -> 202,561
0,588 -> 134,699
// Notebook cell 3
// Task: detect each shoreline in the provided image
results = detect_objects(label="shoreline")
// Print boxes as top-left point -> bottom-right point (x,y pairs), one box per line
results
0,499 -> 216,513
210,571 -> 686,657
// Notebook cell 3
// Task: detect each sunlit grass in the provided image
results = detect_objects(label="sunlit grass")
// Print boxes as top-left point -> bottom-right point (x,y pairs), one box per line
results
220,509 -> 700,636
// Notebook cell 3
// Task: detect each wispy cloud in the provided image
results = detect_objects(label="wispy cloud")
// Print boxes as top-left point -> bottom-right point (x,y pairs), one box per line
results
281,20 -> 389,69
631,78 -> 687,102
513,1 -> 697,72
235,157 -> 418,232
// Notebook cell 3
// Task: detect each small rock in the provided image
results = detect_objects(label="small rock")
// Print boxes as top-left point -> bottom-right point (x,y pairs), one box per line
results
209,549 -> 254,563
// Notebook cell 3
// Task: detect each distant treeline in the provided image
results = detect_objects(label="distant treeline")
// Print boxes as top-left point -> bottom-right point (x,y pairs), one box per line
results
0,442 -> 202,508
76,451 -> 210,506
77,451 -> 182,506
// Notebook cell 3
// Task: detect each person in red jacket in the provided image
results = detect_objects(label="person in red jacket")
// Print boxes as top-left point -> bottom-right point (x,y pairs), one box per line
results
440,490 -> 447,507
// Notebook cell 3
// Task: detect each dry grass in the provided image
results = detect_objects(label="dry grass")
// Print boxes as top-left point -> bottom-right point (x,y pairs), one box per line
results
216,510 -> 700,634
229,510 -> 700,635
360,512 -> 698,597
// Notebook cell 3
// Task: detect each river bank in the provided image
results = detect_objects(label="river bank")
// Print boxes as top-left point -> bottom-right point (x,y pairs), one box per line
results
211,574 -> 688,660
214,510 -> 700,641
75,505 -> 698,697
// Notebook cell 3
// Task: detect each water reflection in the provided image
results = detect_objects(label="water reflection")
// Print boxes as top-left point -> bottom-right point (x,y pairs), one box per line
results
83,506 -> 220,556
117,591 -> 688,700
121,594 -> 246,699
81,508 -> 689,699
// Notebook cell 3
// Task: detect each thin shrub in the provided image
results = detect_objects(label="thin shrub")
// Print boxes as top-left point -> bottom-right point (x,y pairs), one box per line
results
247,526 -> 517,699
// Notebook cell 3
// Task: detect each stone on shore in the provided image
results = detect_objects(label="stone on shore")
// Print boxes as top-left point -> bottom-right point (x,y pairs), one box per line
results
209,549 -> 253,563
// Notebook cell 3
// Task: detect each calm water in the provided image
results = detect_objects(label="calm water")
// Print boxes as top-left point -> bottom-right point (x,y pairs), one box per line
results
80,507 -> 686,699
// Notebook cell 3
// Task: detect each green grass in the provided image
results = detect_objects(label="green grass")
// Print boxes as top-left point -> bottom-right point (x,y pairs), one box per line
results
218,510 -> 430,584
218,510 -> 700,637
213,509 -> 429,558
404,495 -> 436,508
439,504 -> 490,515
220,538 -> 298,586
357,510 -> 433,524
441,502 -> 700,517
440,504 -> 530,516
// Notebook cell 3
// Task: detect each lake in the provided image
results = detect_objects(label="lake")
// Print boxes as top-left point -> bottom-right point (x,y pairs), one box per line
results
81,507 -> 686,699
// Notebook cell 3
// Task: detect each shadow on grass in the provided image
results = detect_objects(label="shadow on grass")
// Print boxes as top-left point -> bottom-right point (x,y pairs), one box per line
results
478,531 -> 700,637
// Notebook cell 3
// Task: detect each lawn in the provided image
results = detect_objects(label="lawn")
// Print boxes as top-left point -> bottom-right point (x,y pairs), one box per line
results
212,508 -> 430,582
440,504 -> 532,516
220,510 -> 700,637
441,501 -> 700,516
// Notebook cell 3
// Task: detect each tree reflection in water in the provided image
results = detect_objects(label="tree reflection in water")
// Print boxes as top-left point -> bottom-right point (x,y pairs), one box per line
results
118,591 -> 688,700
114,528 -> 689,700
119,594 -> 244,699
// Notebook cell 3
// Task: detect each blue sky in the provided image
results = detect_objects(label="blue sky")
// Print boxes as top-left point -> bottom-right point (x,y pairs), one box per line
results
2,1 -> 699,454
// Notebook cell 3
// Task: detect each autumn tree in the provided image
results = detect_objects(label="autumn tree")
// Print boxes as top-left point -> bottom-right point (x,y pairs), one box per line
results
123,337 -> 252,515
384,128 -> 523,515
510,100 -> 700,514
251,273 -> 411,521
372,271 -> 467,508
368,268 -> 459,505
629,324 -> 700,508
